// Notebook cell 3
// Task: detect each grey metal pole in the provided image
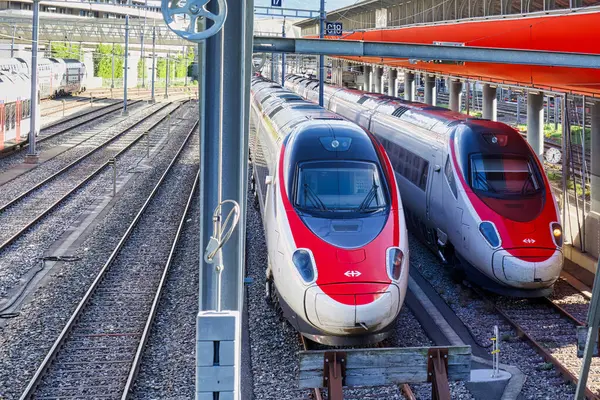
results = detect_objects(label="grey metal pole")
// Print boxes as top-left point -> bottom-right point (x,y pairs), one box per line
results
318,0 -> 325,106
151,26 -> 156,103
281,17 -> 286,85
10,25 -> 16,58
575,257 -> 600,399
26,0 -> 40,163
554,96 -> 559,130
164,52 -> 169,99
270,53 -> 275,81
200,0 -> 224,313
140,31 -> 145,88
111,44 -> 115,89
123,15 -> 129,116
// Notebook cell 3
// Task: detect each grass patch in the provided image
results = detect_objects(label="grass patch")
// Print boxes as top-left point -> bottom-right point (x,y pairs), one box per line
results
538,362 -> 554,371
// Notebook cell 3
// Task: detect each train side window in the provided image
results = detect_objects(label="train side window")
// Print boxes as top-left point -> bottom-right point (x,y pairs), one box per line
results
444,157 -> 458,198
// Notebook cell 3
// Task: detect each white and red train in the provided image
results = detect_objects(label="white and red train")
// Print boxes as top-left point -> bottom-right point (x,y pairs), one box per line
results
250,77 -> 410,345
286,74 -> 563,298
0,57 -> 86,149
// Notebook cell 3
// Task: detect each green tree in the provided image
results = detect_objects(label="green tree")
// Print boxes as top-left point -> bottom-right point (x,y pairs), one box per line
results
93,44 -> 124,79
157,58 -> 166,79
51,41 -> 81,60
137,57 -> 146,79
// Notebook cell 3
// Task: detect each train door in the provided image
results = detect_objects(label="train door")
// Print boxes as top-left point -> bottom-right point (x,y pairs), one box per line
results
15,100 -> 21,143
426,147 -> 444,227
0,102 -> 4,149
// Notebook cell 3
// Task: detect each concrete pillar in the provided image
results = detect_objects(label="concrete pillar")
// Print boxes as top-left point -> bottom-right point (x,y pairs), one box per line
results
527,92 -> 545,158
388,69 -> 398,97
424,75 -> 436,105
404,71 -> 415,101
365,65 -> 372,92
482,84 -> 497,121
378,67 -> 384,93
372,66 -> 382,93
591,101 -> 600,213
449,80 -> 463,112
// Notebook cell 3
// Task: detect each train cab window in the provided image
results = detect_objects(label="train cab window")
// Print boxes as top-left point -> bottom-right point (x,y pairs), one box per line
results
444,157 -> 457,198
294,161 -> 388,216
470,155 -> 540,196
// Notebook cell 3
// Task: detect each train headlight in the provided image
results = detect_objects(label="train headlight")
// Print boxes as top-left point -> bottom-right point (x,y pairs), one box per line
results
292,249 -> 316,283
479,221 -> 501,248
551,223 -> 563,247
386,247 -> 404,281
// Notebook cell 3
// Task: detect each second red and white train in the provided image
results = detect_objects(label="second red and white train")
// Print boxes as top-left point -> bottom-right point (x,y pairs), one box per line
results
286,74 -> 563,297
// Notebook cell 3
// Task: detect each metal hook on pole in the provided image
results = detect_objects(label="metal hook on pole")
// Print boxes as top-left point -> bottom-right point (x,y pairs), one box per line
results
204,199 -> 240,312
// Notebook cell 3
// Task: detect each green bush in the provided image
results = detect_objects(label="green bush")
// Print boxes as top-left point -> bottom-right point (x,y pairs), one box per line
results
93,44 -> 124,79
50,41 -> 81,60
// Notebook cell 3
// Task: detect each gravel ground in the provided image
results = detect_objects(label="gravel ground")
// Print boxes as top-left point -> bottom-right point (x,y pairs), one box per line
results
129,187 -> 200,399
549,278 -> 590,324
409,234 -> 576,399
245,165 -> 474,400
0,102 -> 197,399
31,119 -> 199,398
0,102 -> 188,299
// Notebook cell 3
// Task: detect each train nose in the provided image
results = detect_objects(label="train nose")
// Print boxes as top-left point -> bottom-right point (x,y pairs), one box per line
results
492,248 -> 563,288
304,283 -> 400,334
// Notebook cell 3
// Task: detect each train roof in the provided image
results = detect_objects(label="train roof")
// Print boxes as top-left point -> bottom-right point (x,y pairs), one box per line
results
286,74 -> 519,137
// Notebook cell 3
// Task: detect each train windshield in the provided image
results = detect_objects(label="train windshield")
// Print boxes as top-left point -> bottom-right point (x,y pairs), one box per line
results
470,155 -> 541,196
295,161 -> 388,216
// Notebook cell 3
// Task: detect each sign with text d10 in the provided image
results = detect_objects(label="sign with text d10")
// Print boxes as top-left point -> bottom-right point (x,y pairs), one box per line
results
325,21 -> 343,36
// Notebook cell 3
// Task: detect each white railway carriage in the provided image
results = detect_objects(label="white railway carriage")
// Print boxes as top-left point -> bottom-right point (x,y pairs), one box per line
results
250,77 -> 409,345
0,57 -> 29,74
286,75 -> 563,297
0,72 -> 35,149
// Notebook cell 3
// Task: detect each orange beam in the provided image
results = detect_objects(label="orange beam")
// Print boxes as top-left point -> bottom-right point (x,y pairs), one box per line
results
321,11 -> 600,96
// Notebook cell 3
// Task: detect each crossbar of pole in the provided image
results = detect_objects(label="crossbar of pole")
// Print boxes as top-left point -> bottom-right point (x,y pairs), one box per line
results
254,5 -> 319,18
252,37 -> 600,69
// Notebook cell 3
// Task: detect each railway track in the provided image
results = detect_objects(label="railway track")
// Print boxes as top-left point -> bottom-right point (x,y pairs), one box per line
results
0,100 -> 145,158
0,102 -> 183,252
18,120 -> 199,399
41,96 -> 109,117
473,278 -> 600,399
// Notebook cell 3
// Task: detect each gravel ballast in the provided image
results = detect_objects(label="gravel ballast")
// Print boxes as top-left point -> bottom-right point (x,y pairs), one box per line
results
0,102 -> 197,399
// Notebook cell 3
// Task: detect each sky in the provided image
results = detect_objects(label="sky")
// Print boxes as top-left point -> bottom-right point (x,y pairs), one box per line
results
254,0 -> 360,13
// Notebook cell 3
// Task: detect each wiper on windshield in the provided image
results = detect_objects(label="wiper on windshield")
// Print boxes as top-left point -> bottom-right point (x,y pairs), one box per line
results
358,176 -> 381,212
303,183 -> 328,211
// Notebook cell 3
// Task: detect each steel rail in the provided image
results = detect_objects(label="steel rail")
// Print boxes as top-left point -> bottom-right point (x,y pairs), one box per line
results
0,132 -> 144,252
18,119 -> 199,400
41,96 -> 108,116
401,383 -> 416,400
120,170 -> 199,399
542,297 -> 586,327
0,101 -> 175,213
472,288 -> 599,400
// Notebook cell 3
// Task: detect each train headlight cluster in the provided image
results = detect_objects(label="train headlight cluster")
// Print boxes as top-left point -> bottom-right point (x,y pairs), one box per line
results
479,221 -> 501,248
551,223 -> 563,247
386,247 -> 404,281
292,249 -> 316,283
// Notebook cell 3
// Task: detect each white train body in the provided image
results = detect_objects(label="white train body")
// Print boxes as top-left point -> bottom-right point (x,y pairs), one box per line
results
250,77 -> 410,344
286,75 -> 563,297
